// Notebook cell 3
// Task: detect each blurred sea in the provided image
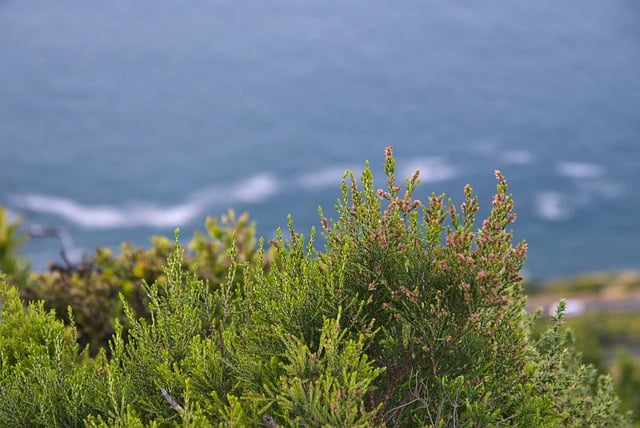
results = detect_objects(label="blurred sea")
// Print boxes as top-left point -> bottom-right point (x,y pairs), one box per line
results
1,1 -> 639,279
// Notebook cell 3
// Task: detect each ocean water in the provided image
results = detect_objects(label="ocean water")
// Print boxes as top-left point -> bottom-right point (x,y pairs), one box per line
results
1,1 -> 638,279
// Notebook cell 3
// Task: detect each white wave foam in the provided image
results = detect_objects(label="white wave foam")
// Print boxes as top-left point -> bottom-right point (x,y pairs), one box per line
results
399,157 -> 456,183
297,166 -> 357,189
501,150 -> 534,165
132,204 -> 203,228
557,161 -> 604,179
227,173 -> 279,204
12,173 -> 281,230
9,159 -> 458,231
535,191 -> 571,222
12,194 -> 202,229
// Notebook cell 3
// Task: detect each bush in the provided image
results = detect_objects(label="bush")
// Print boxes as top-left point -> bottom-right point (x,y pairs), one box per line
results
0,147 -> 631,426
0,206 -> 29,286
0,274 -> 104,427
18,210 -> 269,354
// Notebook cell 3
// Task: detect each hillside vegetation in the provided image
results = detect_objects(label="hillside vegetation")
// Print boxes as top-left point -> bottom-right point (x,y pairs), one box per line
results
0,148 -> 633,426
527,271 -> 640,422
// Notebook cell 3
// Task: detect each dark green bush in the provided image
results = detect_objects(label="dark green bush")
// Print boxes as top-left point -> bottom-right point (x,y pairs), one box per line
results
0,148 -> 631,426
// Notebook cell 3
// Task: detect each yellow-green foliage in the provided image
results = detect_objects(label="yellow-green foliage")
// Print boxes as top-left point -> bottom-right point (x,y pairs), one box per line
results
528,271 -> 640,424
534,311 -> 640,424
0,206 -> 29,285
0,274 -> 105,427
0,148 -> 632,426
18,210 -> 269,354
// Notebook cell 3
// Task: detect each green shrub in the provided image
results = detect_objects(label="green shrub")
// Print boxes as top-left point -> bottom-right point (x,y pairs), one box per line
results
533,310 -> 640,424
0,147 -> 631,426
0,206 -> 29,285
614,350 -> 640,420
532,301 -> 630,426
527,270 -> 640,424
0,273 -> 105,427
18,210 -> 269,354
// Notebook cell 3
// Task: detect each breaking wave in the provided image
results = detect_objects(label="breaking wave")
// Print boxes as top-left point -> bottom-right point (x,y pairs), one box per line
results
556,161 -> 604,180
535,191 -> 572,222
399,157 -> 457,183
12,194 -> 204,229
296,165 -> 358,189
12,173 -> 280,229
9,157 -> 459,230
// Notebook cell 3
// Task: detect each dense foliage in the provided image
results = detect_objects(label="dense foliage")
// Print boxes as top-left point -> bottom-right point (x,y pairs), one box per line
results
16,210 -> 269,354
0,207 -> 29,285
527,273 -> 640,424
0,148 -> 632,426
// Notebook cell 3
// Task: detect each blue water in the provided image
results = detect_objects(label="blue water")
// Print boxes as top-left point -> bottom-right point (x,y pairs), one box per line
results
1,1 -> 639,279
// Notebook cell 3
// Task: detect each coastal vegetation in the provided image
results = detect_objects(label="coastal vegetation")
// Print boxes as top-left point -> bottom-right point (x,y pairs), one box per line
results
527,272 -> 640,422
0,148 -> 635,426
